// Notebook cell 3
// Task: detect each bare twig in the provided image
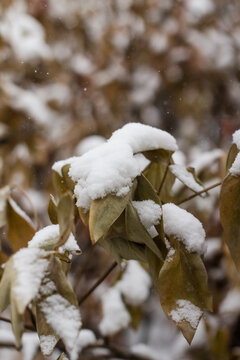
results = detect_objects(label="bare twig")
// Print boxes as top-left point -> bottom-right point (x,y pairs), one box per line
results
176,181 -> 222,205
78,261 -> 118,305
0,316 -> 35,332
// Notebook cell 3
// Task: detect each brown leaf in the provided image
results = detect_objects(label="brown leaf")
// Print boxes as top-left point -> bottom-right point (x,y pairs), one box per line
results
56,192 -> 74,248
89,190 -> 132,244
125,202 -> 162,259
48,195 -> 58,224
7,199 -> 35,252
158,240 -> 212,343
226,143 -> 239,173
220,174 -> 240,272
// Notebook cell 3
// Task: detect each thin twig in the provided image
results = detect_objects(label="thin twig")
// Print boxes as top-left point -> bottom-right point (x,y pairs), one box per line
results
176,181 -> 222,205
78,261 -> 118,305
158,155 -> 171,197
10,184 -> 40,230
0,316 -> 35,332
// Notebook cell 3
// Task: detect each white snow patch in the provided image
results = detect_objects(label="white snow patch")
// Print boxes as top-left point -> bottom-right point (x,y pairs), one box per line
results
169,164 -> 204,193
70,329 -> 97,360
230,152 -> 240,176
165,238 -> 176,263
39,335 -> 58,356
99,287 -> 130,336
75,135 -> 106,155
169,299 -> 202,329
40,294 -> 82,352
116,261 -> 151,306
220,289 -> 240,313
162,203 -> 205,254
13,248 -> 49,311
52,157 -> 78,176
65,123 -> 177,210
233,130 -> 240,150
132,200 -> 162,238
28,224 -> 80,255
190,149 -> 223,174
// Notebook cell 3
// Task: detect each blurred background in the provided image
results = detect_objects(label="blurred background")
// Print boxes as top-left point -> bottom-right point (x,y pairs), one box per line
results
0,0 -> 240,359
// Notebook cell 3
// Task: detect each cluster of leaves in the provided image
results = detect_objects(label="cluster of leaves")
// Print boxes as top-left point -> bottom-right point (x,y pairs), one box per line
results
52,145 -> 213,344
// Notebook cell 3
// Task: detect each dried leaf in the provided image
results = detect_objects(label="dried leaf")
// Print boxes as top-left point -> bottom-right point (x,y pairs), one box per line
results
78,207 -> 89,226
143,163 -> 175,202
143,149 -> 172,164
99,237 -> 146,263
89,190 -> 132,244
125,202 -> 162,259
53,170 -> 68,197
158,240 -> 212,343
226,143 -> 239,173
220,174 -> 240,272
56,192 -> 74,248
7,199 -> 35,252
48,195 -> 58,224
62,164 -> 75,192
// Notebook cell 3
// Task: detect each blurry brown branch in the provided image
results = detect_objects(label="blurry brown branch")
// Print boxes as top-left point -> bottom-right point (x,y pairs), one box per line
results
177,181 -> 222,205
78,261 -> 118,305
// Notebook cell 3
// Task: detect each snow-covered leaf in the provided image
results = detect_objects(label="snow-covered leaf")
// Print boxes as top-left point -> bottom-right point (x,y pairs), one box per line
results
226,143 -> 239,173
158,240 -> 212,343
125,202 -> 162,259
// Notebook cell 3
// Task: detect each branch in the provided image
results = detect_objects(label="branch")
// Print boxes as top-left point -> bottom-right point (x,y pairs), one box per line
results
176,181 -> 222,205
78,261 -> 118,305
0,316 -> 35,332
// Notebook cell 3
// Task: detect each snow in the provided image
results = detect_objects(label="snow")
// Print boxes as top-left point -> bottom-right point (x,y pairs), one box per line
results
165,238 -> 176,263
40,294 -> 82,353
0,186 -> 10,227
75,135 -> 106,155
70,54 -> 95,75
64,123 -> 177,210
52,157 -> 78,176
169,164 -> 204,193
169,299 -> 202,329
230,152 -> 240,176
205,238 -> 221,260
39,335 -> 58,356
0,3 -> 51,61
232,129 -> 240,150
99,287 -> 130,336
70,329 -> 97,360
162,203 -> 206,254
13,248 -> 49,312
230,130 -> 240,176
110,123 -> 177,154
130,66 -> 161,105
185,0 -> 214,18
99,261 -> 151,335
190,149 -> 223,174
220,289 -> 240,313
132,200 -> 162,238
116,261 -> 151,306
28,224 -> 81,255
131,343 -> 160,360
